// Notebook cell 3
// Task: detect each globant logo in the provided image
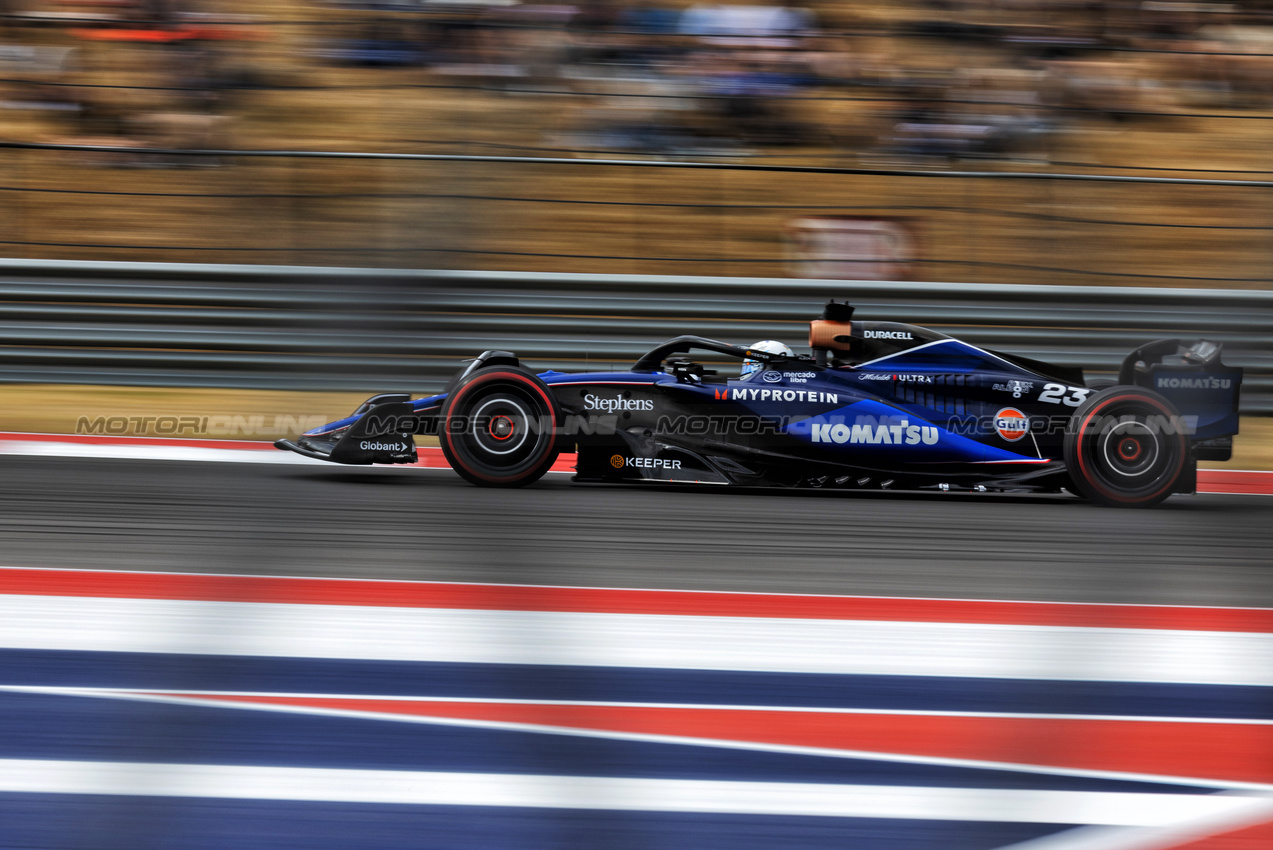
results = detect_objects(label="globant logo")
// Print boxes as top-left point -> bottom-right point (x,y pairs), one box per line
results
584,393 -> 655,413
360,440 -> 410,452
810,418 -> 939,446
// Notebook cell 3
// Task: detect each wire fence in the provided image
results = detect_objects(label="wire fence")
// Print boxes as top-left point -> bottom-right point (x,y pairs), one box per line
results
2,143 -> 1271,284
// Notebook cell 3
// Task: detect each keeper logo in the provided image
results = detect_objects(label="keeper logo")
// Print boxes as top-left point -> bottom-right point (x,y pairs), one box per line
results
610,454 -> 682,470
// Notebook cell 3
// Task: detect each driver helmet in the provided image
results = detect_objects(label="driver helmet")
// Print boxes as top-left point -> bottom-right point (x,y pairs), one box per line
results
741,339 -> 794,377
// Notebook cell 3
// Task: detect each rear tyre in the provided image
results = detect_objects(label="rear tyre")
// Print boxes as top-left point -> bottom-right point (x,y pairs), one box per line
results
1063,387 -> 1189,508
440,367 -> 562,487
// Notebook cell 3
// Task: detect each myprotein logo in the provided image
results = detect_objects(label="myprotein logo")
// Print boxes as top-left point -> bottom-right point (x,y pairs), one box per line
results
612,454 -> 682,470
583,393 -> 654,413
864,330 -> 913,340
810,418 -> 939,446
360,440 -> 411,452
726,388 -> 839,404
993,408 -> 1030,442
1156,376 -> 1232,390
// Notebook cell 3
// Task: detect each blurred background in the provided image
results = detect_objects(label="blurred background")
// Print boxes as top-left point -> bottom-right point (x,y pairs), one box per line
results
2,0 -> 1273,281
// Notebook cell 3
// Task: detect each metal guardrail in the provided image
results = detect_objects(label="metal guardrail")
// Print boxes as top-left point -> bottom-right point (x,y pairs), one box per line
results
0,259 -> 1268,412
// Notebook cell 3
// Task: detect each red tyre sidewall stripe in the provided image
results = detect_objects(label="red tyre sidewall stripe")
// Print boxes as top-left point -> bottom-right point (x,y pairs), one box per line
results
1074,394 -> 1186,504
442,371 -> 558,484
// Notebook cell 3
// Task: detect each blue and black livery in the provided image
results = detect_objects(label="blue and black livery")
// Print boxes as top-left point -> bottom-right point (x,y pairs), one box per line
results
276,300 -> 1242,507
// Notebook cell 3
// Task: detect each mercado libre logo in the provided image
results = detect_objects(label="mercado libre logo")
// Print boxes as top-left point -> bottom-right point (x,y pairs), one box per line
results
610,454 -> 625,469
994,408 -> 1030,442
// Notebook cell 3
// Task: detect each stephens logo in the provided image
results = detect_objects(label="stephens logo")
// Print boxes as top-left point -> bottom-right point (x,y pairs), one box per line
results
584,393 -> 654,413
864,330 -> 913,340
761,371 -> 783,383
993,408 -> 1030,442
610,454 -> 625,468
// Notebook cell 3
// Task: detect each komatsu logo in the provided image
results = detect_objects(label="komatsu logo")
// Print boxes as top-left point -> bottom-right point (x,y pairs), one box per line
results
864,330 -> 913,340
1156,376 -> 1232,390
720,388 -> 839,403
810,418 -> 939,446
360,440 -> 410,452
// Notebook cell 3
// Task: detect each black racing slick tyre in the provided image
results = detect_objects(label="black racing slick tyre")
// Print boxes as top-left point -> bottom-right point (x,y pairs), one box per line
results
440,367 -> 562,488
1063,386 -> 1190,508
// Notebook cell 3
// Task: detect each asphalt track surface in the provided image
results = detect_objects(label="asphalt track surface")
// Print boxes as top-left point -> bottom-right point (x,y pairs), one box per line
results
0,455 -> 1269,607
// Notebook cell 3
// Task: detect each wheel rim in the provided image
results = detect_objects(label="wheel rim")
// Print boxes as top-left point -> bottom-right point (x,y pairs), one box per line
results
1100,419 -> 1160,478
470,397 -> 531,456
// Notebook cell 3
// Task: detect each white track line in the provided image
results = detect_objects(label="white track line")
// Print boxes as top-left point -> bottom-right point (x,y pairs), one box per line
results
2,595 -> 1272,686
0,758 -> 1257,825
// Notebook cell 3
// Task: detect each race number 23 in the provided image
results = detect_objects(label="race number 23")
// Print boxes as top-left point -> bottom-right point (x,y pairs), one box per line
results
1038,383 -> 1092,407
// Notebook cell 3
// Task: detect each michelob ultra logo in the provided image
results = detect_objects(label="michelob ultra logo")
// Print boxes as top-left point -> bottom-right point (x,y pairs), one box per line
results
810,418 -> 939,446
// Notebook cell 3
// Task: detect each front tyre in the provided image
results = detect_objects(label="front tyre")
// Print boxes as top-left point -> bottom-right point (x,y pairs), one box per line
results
440,368 -> 562,487
1063,387 -> 1190,508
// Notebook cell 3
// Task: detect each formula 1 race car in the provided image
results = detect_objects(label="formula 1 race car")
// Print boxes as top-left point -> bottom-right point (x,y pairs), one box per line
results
275,301 -> 1243,507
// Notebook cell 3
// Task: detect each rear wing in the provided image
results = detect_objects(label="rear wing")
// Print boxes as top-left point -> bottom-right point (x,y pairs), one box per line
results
1120,339 -> 1242,460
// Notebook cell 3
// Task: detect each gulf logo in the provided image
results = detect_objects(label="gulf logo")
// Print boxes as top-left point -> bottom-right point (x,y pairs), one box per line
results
993,407 -> 1030,442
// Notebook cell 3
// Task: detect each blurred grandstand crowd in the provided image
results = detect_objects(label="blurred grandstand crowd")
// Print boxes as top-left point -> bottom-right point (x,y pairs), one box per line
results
3,0 -> 1273,283
4,0 -> 1273,163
